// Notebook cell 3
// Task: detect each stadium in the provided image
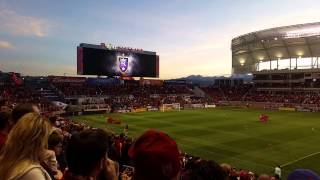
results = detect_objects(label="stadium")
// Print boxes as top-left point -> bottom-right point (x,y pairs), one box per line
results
232,22 -> 320,74
2,21 -> 320,180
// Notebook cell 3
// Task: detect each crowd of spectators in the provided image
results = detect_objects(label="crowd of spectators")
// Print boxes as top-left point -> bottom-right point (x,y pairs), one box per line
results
0,83 -> 62,114
203,85 -> 320,107
1,84 -> 40,105
1,75 -> 320,179
53,82 -> 192,97
3,73 -> 320,109
9,75 -> 320,110
202,85 -> 254,102
201,87 -> 225,103
244,91 -> 306,104
58,82 -> 212,111
1,102 -> 320,179
221,85 -> 252,101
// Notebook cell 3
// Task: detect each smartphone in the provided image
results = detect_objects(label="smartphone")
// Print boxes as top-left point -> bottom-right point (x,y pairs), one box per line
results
122,165 -> 135,173
122,165 -> 135,177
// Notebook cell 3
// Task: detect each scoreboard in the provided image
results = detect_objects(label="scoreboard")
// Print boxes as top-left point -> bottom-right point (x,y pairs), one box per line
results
77,43 -> 159,77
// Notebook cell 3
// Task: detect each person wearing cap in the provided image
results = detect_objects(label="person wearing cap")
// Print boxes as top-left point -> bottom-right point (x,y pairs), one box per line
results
287,169 -> 320,180
128,129 -> 181,180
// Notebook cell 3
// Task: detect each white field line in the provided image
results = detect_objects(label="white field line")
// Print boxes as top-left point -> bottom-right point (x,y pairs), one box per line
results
281,151 -> 320,167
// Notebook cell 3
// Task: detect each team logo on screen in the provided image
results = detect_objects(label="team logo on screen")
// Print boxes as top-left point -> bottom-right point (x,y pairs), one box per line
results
119,56 -> 129,72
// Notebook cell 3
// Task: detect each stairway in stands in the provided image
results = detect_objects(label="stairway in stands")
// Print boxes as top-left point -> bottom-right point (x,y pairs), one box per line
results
218,88 -> 227,101
192,86 -> 206,98
25,77 -> 65,103
241,86 -> 255,102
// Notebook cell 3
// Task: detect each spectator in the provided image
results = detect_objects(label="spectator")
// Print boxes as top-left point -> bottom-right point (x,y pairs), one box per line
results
40,149 -> 61,180
274,165 -> 281,179
287,169 -> 320,180
258,174 -> 270,180
239,169 -> 251,180
0,110 -> 11,151
11,103 -> 40,124
0,105 -> 11,112
63,129 -> 118,180
49,116 -> 63,135
47,131 -> 65,179
48,132 -> 63,159
98,158 -> 120,180
128,129 -> 181,180
182,159 -> 227,180
220,163 -> 232,177
0,112 -> 52,180
0,103 -> 38,151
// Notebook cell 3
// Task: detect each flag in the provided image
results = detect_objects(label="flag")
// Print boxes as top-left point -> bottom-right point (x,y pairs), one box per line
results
12,73 -> 23,86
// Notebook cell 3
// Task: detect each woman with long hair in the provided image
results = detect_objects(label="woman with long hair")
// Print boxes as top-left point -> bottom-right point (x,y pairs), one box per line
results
0,112 -> 52,180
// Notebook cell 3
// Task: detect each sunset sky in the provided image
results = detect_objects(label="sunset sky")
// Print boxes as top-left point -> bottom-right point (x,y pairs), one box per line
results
1,0 -> 320,79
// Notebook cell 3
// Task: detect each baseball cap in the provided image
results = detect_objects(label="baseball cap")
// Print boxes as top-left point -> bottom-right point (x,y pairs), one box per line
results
288,169 -> 320,180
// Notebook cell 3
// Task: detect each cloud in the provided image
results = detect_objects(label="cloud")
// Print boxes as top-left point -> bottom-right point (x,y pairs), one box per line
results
0,8 -> 51,37
0,40 -> 13,49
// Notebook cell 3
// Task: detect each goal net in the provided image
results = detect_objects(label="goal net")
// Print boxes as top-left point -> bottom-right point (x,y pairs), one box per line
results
161,103 -> 181,112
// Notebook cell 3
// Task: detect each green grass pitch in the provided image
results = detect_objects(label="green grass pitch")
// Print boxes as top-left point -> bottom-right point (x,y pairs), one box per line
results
70,108 -> 320,178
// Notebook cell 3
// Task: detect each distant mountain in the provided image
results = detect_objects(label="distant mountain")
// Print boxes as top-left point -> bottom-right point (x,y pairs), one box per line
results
170,74 -> 252,86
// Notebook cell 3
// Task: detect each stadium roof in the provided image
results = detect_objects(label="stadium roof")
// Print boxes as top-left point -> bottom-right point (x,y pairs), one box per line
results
232,22 -> 320,74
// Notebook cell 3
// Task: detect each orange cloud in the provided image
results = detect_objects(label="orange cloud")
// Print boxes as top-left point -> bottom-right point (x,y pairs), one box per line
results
0,40 -> 13,49
0,9 -> 51,37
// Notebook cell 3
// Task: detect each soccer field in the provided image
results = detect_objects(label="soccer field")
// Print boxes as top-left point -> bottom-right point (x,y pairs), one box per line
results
70,108 -> 320,178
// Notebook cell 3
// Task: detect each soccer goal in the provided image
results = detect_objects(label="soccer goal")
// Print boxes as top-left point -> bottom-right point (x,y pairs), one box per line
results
161,103 -> 181,112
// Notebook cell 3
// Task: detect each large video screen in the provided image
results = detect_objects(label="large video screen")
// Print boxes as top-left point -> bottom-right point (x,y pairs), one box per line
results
77,47 -> 159,77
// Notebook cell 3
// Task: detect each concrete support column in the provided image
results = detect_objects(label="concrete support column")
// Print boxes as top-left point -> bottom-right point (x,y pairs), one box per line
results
290,58 -> 292,70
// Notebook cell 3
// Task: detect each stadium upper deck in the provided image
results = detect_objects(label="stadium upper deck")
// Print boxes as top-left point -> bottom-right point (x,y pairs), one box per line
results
232,22 -> 320,74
